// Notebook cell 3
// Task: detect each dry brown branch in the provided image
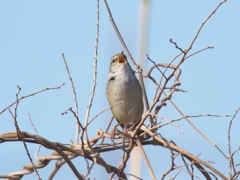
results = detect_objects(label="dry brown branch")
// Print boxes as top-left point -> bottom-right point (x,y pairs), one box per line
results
49,156 -> 76,180
161,146 -> 177,180
147,1 -> 228,156
0,131 -> 135,179
146,2 -> 229,155
165,91 -> 228,159
143,41 -> 228,160
0,131 -> 126,179
0,0 -> 234,179
133,61 -> 183,139
169,38 -> 185,53
143,63 -> 181,87
0,120 -> 232,180
140,126 -> 228,180
231,170 -> 240,180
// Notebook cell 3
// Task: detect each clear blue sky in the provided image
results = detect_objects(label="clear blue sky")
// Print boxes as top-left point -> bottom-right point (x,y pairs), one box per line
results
1,0 -> 240,179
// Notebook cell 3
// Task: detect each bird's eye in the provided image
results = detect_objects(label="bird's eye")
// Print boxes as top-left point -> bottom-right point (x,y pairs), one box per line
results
112,59 -> 116,63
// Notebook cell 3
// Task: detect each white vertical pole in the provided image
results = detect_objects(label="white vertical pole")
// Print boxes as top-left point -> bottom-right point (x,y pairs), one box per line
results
130,0 -> 150,179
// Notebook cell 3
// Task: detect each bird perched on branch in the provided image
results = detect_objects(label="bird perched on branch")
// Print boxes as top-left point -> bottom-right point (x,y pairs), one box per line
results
106,51 -> 144,134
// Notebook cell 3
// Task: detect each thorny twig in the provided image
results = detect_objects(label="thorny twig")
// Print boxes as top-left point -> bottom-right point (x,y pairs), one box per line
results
84,0 -> 100,131
83,0 -> 101,177
62,53 -> 80,143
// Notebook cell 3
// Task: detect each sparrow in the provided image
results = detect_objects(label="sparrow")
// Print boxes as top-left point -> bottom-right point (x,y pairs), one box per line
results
106,52 -> 144,131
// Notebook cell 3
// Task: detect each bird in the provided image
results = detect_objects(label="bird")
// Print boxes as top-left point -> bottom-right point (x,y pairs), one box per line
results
106,51 -> 144,134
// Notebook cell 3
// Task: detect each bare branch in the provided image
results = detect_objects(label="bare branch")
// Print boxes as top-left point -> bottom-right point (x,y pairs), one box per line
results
62,53 -> 80,143
84,0 -> 100,127
228,107 -> 240,178
186,0 -> 227,53
9,86 -> 42,180
165,91 -> 228,159
103,0 -> 137,68
169,38 -> 185,53
140,125 -> 228,180
185,46 -> 214,60
136,139 -> 156,180
0,83 -> 65,115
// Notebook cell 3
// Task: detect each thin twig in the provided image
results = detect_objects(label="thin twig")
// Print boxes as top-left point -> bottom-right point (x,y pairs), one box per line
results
158,113 -> 231,129
103,0 -> 137,68
169,38 -> 185,53
185,46 -> 214,60
136,139 -> 156,180
10,86 -> 42,180
140,125 -> 228,180
186,0 -> 227,54
146,54 -> 167,82
83,1 -> 100,176
125,173 -> 143,180
0,83 -> 65,115
28,113 -> 42,163
160,138 -> 176,180
87,100 -> 124,126
84,0 -> 100,144
165,91 -> 228,159
149,113 -> 184,134
61,107 -> 82,129
62,53 -> 80,143
28,114 -> 39,135
228,107 -> 240,178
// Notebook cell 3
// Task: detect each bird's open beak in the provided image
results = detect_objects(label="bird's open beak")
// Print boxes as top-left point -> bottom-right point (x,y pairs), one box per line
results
118,53 -> 126,64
